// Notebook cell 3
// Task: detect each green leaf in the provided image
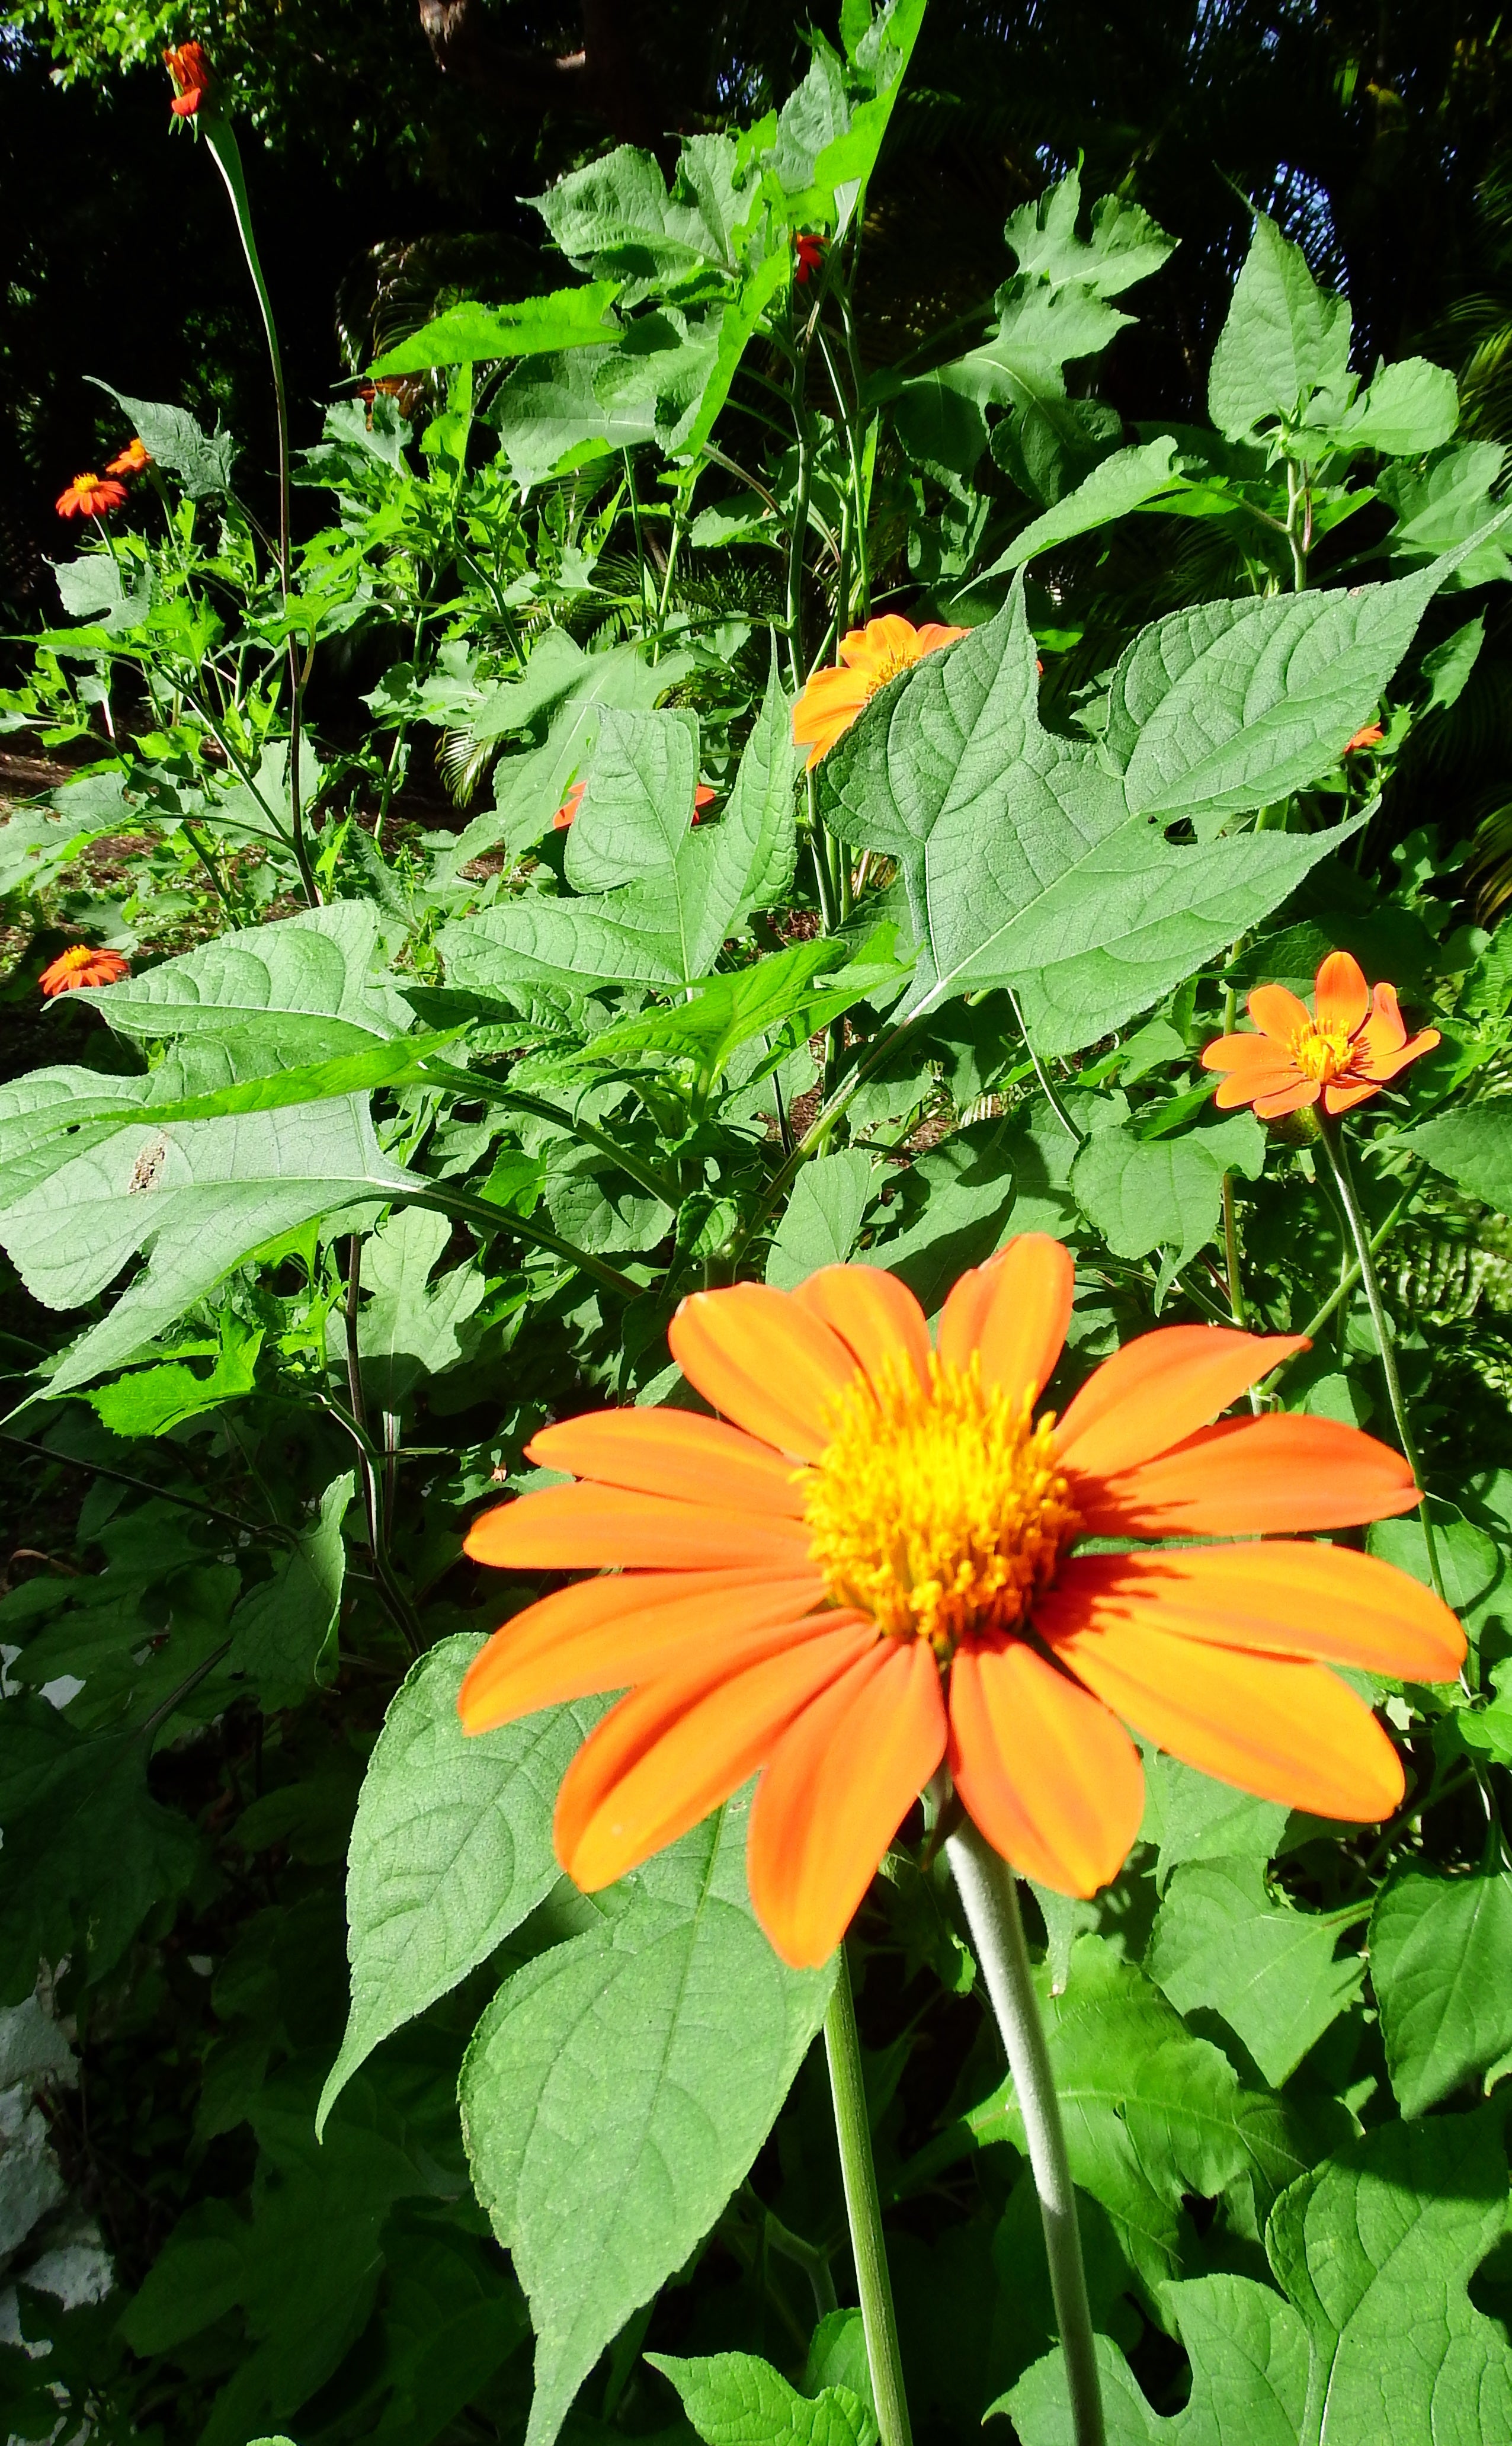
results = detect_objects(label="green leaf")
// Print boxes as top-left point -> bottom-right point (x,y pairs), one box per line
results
1369,1869 -> 1512,2116
1321,356 -> 1460,459
76,901 -> 412,1055
489,344 -> 662,484
1266,2105 -> 1512,2442
1380,443 -> 1512,585
1396,1104 -> 1512,1218
1207,213 -> 1354,442
52,549 -> 156,635
228,1472 -> 354,1713
84,1311 -> 264,1436
530,144 -> 750,285
353,1206 -> 486,1408
369,284 -> 624,374
1003,168 -> 1176,300
766,1150 -> 874,1288
318,1637 -> 604,2134
579,940 -> 851,1078
859,1116 -> 1025,1310
84,377 -> 238,498
975,437 -> 1184,580
819,582 -> 1379,1051
648,2353 -> 877,2446
1071,1110 -> 1264,1272
459,1793 -> 834,2446
1148,1858 -> 1365,2088
962,1934 -> 1303,2288
1139,1752 -> 1288,1886
1007,2274 -> 1309,2444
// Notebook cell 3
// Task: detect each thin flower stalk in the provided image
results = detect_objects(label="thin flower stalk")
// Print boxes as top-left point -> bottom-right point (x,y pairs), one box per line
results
824,1948 -> 914,2446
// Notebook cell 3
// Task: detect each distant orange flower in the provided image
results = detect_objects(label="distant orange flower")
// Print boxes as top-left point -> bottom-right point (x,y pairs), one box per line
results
792,616 -> 970,771
1202,949 -> 1440,1120
39,945 -> 130,997
459,1238 -> 1460,1968
553,780 -> 715,831
105,437 -> 151,477
1344,722 -> 1384,753
793,232 -> 827,286
164,40 -> 212,115
55,473 -> 127,520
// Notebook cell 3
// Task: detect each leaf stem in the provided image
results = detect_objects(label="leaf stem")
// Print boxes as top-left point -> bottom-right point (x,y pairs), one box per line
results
944,1819 -> 1106,2446
1316,1123 -> 1444,1600
824,1945 -> 914,2446
1006,987 -> 1082,1142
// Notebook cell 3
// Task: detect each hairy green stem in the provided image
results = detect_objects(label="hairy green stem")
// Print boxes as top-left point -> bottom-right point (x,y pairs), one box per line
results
824,1947 -> 914,2446
1317,1124 -> 1444,1600
944,1821 -> 1106,2446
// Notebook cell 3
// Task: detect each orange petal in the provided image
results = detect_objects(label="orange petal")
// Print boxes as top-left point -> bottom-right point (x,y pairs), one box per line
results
1321,1078 -> 1383,1116
915,623 -> 970,654
555,1616 -> 877,1890
947,1642 -> 1143,1896
1247,982 -> 1311,1043
669,1282 -> 860,1460
1200,1030 -> 1298,1074
1044,1615 -> 1404,1821
1039,1547 -> 1465,1682
937,1232 -> 1074,1406
1079,1413 -> 1419,1538
747,1637 -> 947,1967
458,1567 -> 829,1730
1213,1067 -> 1307,1111
463,1481 -> 815,1571
838,614 -> 917,676
1254,1077 -> 1323,1118
526,1407 -> 807,1515
1357,1026 -> 1441,1084
792,1264 -> 932,1397
1055,1324 -> 1307,1480
1354,979 -> 1408,1061
1313,950 -> 1371,1038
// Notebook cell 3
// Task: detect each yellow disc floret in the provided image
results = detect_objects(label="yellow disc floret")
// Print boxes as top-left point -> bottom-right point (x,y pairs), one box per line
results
802,1353 -> 1080,1660
1289,1022 -> 1353,1083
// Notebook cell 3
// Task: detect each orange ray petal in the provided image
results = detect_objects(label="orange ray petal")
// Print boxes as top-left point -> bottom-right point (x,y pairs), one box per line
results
669,1282 -> 860,1460
555,1616 -> 877,1890
458,1567 -> 829,1730
1200,1030 -> 1300,1073
947,1642 -> 1143,1897
1247,982 -> 1312,1043
1321,1078 -> 1383,1116
792,1264 -> 931,1396
747,1637 -> 947,1967
1254,1076 -> 1322,1118
1038,1547 -> 1464,1682
1045,1615 -> 1404,1820
526,1407 -> 807,1515
937,1233 -> 1074,1406
1313,950 -> 1371,1037
1359,1026 -> 1441,1083
1055,1324 -> 1307,1480
464,1481 -> 815,1571
838,614 -> 918,675
1354,980 -> 1408,1061
1214,1066 -> 1309,1111
1079,1413 -> 1418,1538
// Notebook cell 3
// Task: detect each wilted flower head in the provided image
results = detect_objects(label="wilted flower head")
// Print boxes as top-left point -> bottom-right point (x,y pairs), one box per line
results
105,437 -> 152,477
164,41 -> 212,116
39,945 -> 130,998
793,232 -> 827,286
55,473 -> 127,520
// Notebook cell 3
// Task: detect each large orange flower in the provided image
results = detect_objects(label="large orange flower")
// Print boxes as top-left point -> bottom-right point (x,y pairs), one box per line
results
56,473 -> 127,520
39,945 -> 130,997
792,616 -> 969,770
459,1238 -> 1462,1968
1202,949 -> 1440,1120
164,41 -> 212,116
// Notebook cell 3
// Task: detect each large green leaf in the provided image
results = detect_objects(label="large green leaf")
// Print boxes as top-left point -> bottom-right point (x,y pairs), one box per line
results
319,1637 -> 604,2133
1070,1111 -> 1264,1272
976,437 -> 1184,580
818,582 -> 1379,1050
963,1935 -> 1308,2288
1002,168 -> 1177,301
370,284 -> 623,375
1267,2106 -> 1512,2443
648,2352 -> 877,2446
1007,2273 -> 1309,2444
1318,357 -> 1459,459
1396,1104 -> 1512,1218
1207,213 -> 1354,442
459,1794 -> 834,2446
75,901 -> 412,1056
85,377 -> 238,498
352,1207 -> 486,1409
228,1473 -> 354,1715
1368,1868 -> 1512,2117
1148,1858 -> 1366,2088
765,1149 -> 874,1288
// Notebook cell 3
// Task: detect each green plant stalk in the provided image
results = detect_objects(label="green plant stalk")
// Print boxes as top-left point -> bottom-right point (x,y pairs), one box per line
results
1317,1123 -> 1445,1600
415,1182 -> 642,1299
199,111 -> 321,908
732,1008 -> 931,1260
1006,987 -> 1082,1142
944,1820 -> 1106,2446
824,1946 -> 914,2446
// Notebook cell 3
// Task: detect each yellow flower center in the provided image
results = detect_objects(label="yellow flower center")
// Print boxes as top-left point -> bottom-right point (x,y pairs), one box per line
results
802,1355 -> 1080,1660
1289,1020 -> 1353,1083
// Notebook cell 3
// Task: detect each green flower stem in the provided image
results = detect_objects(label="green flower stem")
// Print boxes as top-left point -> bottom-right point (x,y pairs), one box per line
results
944,1819 -> 1106,2446
824,1945 -> 914,2446
199,111 -> 321,909
1317,1122 -> 1445,1602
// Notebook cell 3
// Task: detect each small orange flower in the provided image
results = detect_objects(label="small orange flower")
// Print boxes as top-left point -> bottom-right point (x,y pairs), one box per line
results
793,232 -> 827,286
105,437 -> 151,477
1344,722 -> 1384,754
55,473 -> 127,520
552,781 -> 587,831
1202,949 -> 1440,1120
459,1238 -> 1462,1968
691,783 -> 715,824
164,40 -> 212,115
39,945 -> 130,997
792,615 -> 970,771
